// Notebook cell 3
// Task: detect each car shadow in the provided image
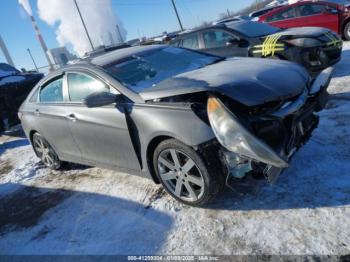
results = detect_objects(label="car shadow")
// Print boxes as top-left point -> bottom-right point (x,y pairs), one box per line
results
0,124 -> 28,156
0,183 -> 173,254
0,124 -> 26,138
0,138 -> 29,156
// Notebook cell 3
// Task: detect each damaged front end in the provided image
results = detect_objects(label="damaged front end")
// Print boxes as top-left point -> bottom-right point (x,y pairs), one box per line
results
208,67 -> 333,184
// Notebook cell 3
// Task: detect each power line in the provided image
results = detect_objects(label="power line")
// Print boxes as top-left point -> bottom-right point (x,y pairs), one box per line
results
26,48 -> 39,72
73,0 -> 95,51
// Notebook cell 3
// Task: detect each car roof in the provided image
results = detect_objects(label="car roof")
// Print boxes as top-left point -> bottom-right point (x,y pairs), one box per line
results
89,44 -> 165,67
38,45 -> 166,84
173,20 -> 246,38
214,16 -> 251,25
225,20 -> 258,30
249,5 -> 282,16
260,0 -> 339,19
42,45 -> 166,78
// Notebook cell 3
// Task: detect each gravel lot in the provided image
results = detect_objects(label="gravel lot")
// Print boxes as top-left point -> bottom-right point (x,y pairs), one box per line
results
0,43 -> 350,255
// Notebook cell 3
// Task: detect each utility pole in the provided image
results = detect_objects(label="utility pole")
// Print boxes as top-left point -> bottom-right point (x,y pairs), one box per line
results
0,35 -> 15,67
29,16 -> 54,71
108,32 -> 114,46
27,48 -> 39,72
171,0 -> 184,31
73,0 -> 95,51
116,25 -> 123,43
19,0 -> 54,71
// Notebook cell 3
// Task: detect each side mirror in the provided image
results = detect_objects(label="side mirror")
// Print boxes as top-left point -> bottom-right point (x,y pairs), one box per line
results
83,91 -> 118,108
324,7 -> 338,14
226,38 -> 248,47
226,38 -> 240,46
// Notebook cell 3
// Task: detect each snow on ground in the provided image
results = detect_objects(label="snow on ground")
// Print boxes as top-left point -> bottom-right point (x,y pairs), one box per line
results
1,44 -> 350,255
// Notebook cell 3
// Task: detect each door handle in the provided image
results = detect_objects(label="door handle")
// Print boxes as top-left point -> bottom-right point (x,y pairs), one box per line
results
34,109 -> 40,116
65,114 -> 77,122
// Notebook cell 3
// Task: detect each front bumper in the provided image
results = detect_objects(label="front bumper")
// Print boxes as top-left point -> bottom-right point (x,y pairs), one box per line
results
222,67 -> 333,183
300,44 -> 342,73
262,67 -> 332,182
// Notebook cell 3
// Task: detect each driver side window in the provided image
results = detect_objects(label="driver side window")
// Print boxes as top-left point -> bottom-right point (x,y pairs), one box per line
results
266,7 -> 296,22
67,73 -> 110,102
180,35 -> 199,50
203,30 -> 236,49
298,4 -> 327,17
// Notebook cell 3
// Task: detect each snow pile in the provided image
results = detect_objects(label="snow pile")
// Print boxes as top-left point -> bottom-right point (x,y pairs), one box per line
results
37,0 -> 127,56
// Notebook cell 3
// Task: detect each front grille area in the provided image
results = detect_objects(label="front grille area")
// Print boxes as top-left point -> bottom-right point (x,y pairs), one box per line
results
302,45 -> 341,70
284,109 -> 319,154
251,119 -> 286,150
250,101 -> 319,157
323,46 -> 342,61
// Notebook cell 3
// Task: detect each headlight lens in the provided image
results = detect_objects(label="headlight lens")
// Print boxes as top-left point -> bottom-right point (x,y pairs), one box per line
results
207,96 -> 288,168
286,38 -> 321,47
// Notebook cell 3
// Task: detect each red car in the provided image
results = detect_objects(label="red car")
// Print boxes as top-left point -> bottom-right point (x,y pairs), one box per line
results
259,1 -> 350,40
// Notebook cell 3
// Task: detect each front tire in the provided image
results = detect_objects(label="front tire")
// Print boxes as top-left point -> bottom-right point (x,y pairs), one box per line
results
344,22 -> 350,40
153,139 -> 223,206
32,133 -> 62,170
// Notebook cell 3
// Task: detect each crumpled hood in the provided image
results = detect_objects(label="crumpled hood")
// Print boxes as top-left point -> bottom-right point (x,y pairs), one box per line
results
140,57 -> 309,106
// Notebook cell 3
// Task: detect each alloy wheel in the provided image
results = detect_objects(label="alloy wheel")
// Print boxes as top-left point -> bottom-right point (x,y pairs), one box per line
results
33,134 -> 60,168
157,149 -> 205,202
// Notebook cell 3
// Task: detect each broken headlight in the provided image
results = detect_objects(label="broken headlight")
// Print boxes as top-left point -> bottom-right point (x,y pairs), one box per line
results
207,96 -> 288,168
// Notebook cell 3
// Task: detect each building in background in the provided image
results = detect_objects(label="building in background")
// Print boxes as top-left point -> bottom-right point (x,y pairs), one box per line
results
47,47 -> 76,68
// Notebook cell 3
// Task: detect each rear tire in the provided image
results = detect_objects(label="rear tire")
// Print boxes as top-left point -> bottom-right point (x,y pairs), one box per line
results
32,133 -> 62,170
344,22 -> 350,41
153,139 -> 224,206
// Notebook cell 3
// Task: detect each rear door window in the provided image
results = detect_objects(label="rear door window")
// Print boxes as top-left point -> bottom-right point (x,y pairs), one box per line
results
266,7 -> 297,22
67,73 -> 110,102
40,77 -> 64,102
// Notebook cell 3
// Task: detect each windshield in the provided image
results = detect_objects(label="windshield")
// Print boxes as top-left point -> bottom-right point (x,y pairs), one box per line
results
250,7 -> 276,17
227,21 -> 281,38
103,47 -> 221,93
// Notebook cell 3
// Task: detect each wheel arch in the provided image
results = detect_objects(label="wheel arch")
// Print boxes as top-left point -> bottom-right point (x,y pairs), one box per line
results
28,130 -> 40,156
29,129 -> 38,144
146,135 -> 174,184
342,18 -> 350,38
145,133 -> 217,184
